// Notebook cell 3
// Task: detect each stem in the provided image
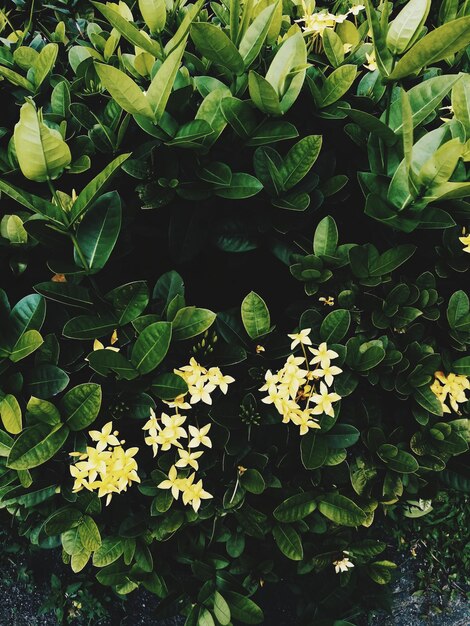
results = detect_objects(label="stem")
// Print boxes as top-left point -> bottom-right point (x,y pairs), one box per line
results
48,178 -> 90,272
229,475 -> 240,504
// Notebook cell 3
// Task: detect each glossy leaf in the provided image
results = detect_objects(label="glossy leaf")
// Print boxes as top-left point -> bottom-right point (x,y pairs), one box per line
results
131,321 -> 172,374
7,423 -> 69,470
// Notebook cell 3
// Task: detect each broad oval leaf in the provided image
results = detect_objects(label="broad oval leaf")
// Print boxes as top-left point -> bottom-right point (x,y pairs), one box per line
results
74,191 -> 122,272
131,321 -> 172,374
172,307 -> 216,340
317,493 -> 367,526
62,383 -> 102,431
241,292 -> 270,339
273,492 -> 317,522
14,101 -> 71,182
191,23 -> 244,74
7,423 -> 69,470
387,16 -> 470,81
272,524 -> 303,560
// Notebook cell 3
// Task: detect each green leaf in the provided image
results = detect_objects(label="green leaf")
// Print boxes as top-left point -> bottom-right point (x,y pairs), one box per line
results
131,321 -> 172,374
386,0 -> 430,55
452,74 -> 470,135
266,32 -> 306,113
14,100 -> 71,182
240,469 -> 265,494
198,608 -> 215,626
313,216 -> 338,257
272,524 -> 303,560
87,350 -> 139,380
63,315 -> 117,340
241,292 -> 270,339
43,507 -> 83,535
106,282 -> 149,325
418,138 -> 463,187
0,66 -> 34,91
151,373 -> 188,400
447,289 -> 470,329
322,28 -> 344,67
92,2 -> 161,56
320,309 -> 350,343
26,397 -> 61,426
214,173 -> 263,199
364,0 -> 393,76
273,492 -> 317,522
0,395 -> 22,434
78,515 -> 101,551
70,154 -> 130,225
345,109 -> 397,145
279,135 -> 322,190
324,424 -> 360,448
93,537 -> 124,567
139,0 -> 166,35
191,23 -> 244,74
301,431 -> 328,469
62,383 -> 102,431
369,244 -> 416,276
10,330 -> 43,362
452,357 -> 470,375
213,591 -> 231,626
414,386 -> 443,416
367,560 -> 397,584
26,364 -> 69,399
224,592 -> 263,624
317,494 -> 367,526
95,64 -> 154,118
0,181 -> 64,225
386,16 -> 470,81
379,449 -> 419,473
319,65 -> 357,108
7,423 -> 69,470
146,39 -> 187,122
34,282 -> 93,308
74,191 -> 122,272
172,307 -> 216,340
388,75 -> 461,133
248,71 -> 281,115
238,2 -> 278,68
32,43 -> 59,89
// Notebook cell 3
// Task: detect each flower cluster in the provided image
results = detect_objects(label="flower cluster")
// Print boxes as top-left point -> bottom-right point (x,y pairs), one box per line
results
174,357 -> 235,405
259,329 -> 342,435
143,359 -> 234,512
296,1 -> 365,41
430,371 -> 470,414
69,422 -> 140,506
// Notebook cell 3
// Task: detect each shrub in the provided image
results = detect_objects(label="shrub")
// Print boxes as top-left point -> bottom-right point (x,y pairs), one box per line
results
0,0 -> 469,624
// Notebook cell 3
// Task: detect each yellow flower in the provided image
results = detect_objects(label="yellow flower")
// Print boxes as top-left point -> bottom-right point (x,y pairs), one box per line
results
181,476 -> 213,512
157,465 -> 185,499
310,382 -> 341,417
364,51 -> 378,71
459,233 -> 470,253
175,448 -> 204,470
143,407 -> 159,431
89,422 -> 120,452
69,425 -> 140,505
291,408 -> 321,435
288,328 -> 312,350
309,342 -> 339,369
319,296 -> 335,306
188,423 -> 212,449
312,364 -> 343,387
207,367 -> 235,394
163,395 -> 191,411
153,413 -> 187,450
188,379 -> 216,405
70,465 -> 89,492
